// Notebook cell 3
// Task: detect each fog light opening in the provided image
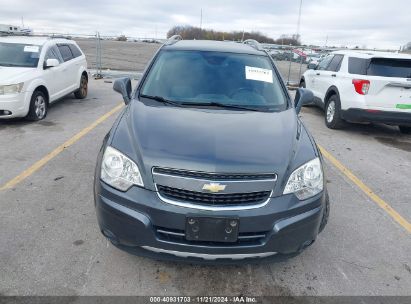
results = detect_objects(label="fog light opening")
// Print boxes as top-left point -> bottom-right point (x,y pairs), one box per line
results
102,229 -> 119,245
299,239 -> 315,252
0,110 -> 12,116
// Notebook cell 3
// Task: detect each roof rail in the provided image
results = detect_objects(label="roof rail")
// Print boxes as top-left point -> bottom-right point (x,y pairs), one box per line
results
165,35 -> 182,46
49,34 -> 72,40
243,39 -> 264,51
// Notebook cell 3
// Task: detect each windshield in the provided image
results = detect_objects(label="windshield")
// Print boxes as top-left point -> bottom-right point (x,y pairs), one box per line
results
0,42 -> 42,68
140,50 -> 287,111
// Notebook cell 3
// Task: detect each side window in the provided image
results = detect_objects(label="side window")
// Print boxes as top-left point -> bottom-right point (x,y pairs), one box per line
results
348,57 -> 369,75
68,44 -> 82,58
317,55 -> 334,71
327,55 -> 344,72
44,45 -> 63,64
57,44 -> 74,62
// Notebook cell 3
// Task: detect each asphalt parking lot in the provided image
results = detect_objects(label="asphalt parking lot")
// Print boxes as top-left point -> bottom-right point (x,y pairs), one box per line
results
0,78 -> 410,296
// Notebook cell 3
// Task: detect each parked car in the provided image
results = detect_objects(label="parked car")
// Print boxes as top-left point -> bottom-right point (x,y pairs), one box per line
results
305,53 -> 322,66
271,51 -> 293,62
94,37 -> 329,263
0,35 -> 88,120
300,51 -> 411,133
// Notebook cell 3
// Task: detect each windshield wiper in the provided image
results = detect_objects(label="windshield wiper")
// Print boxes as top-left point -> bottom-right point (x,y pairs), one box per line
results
139,94 -> 182,107
179,101 -> 266,112
0,63 -> 21,67
139,95 -> 268,112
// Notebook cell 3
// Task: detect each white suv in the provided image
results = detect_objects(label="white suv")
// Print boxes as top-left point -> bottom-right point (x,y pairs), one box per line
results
0,36 -> 88,121
300,51 -> 411,134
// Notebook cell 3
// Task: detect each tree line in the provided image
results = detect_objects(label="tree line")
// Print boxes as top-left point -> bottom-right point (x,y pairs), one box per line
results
167,25 -> 300,46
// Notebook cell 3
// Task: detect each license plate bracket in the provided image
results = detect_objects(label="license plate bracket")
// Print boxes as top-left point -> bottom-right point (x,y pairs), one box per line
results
185,216 -> 239,243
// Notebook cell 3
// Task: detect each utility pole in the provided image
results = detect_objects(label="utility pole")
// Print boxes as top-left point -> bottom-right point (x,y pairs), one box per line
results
200,8 -> 203,30
200,8 -> 203,39
296,0 -> 302,44
295,0 -> 304,85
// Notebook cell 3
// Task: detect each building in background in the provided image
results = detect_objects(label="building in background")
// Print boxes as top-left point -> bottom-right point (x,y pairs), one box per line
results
0,24 -> 32,35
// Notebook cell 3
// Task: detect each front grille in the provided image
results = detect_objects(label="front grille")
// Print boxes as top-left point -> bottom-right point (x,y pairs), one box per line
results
156,226 -> 268,246
157,185 -> 271,206
153,167 -> 276,181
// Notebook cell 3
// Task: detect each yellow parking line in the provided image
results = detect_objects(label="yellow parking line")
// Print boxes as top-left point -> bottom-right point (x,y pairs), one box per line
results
0,104 -> 123,191
318,145 -> 411,233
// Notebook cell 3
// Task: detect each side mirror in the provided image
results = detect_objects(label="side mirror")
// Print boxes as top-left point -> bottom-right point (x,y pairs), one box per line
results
294,88 -> 314,114
113,77 -> 132,105
307,63 -> 317,70
44,58 -> 59,69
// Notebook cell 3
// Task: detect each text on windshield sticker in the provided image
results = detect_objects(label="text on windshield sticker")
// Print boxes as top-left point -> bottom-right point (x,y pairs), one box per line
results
24,45 -> 40,53
245,66 -> 273,83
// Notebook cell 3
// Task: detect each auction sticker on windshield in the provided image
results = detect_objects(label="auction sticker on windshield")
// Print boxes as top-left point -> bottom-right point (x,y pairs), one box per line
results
245,66 -> 273,83
24,45 -> 40,53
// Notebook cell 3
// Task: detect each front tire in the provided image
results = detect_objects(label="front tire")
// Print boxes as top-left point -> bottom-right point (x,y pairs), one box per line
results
399,126 -> 411,134
325,95 -> 345,129
26,90 -> 48,121
74,74 -> 88,99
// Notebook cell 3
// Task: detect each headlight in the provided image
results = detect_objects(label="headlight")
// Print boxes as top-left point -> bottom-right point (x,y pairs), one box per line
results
0,83 -> 24,95
283,158 -> 323,200
101,146 -> 144,191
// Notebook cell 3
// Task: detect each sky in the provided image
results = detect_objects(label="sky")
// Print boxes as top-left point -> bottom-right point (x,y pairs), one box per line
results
0,0 -> 409,49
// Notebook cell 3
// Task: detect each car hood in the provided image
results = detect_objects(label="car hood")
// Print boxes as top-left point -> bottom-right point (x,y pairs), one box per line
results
0,66 -> 36,85
111,100 -> 311,191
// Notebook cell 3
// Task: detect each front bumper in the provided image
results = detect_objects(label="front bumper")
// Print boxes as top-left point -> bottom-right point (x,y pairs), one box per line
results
342,108 -> 411,126
94,181 -> 326,262
0,91 -> 30,119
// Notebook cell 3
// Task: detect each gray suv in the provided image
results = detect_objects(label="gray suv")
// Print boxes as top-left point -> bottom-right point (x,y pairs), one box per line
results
94,37 -> 329,263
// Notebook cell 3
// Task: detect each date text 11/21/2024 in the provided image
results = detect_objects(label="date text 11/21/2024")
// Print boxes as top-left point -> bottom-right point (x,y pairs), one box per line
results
149,296 -> 258,303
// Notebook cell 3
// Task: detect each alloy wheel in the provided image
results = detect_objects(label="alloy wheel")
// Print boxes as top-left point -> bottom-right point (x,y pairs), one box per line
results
81,78 -> 88,96
326,101 -> 335,123
34,95 -> 46,119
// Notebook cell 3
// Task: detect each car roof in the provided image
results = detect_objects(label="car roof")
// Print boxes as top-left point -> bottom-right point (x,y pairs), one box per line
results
331,50 -> 411,60
0,36 -> 74,46
162,40 -> 267,56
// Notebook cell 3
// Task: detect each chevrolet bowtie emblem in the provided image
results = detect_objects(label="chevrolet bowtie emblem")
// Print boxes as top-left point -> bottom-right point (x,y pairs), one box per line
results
202,183 -> 226,193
